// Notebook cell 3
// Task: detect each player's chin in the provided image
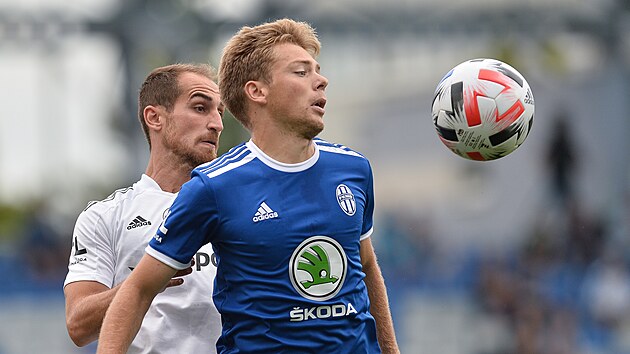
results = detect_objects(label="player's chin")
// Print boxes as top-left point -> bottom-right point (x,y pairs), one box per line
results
190,150 -> 217,166
291,114 -> 323,139
312,118 -> 324,133
302,123 -> 324,140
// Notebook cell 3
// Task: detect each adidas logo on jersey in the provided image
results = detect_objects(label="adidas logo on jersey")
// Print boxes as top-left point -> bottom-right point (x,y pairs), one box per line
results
127,215 -> 152,230
252,202 -> 278,223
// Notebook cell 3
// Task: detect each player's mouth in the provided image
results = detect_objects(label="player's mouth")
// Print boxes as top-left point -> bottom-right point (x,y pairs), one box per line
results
311,98 -> 326,115
200,138 -> 218,149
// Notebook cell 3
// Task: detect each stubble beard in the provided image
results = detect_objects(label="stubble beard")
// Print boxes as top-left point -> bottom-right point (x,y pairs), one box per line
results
288,114 -> 324,140
164,126 -> 217,170
303,123 -> 324,140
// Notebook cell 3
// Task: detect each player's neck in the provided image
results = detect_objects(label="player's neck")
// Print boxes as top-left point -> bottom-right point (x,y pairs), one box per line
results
145,153 -> 193,193
251,133 -> 315,164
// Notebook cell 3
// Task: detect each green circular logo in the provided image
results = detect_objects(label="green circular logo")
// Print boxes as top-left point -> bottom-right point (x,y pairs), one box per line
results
289,236 -> 347,301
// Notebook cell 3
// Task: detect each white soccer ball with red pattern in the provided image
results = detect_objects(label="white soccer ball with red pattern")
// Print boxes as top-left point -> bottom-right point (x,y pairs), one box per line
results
431,58 -> 535,161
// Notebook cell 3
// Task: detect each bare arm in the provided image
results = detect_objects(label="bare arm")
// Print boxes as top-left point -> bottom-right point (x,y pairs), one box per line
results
96,254 -> 178,354
64,267 -> 192,347
64,281 -> 120,346
360,237 -> 400,354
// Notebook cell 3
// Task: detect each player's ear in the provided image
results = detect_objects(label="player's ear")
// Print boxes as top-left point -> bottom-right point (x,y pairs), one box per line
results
144,105 -> 163,131
244,81 -> 267,104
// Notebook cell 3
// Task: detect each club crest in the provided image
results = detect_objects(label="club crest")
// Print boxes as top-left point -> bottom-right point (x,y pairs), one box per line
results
336,184 -> 356,216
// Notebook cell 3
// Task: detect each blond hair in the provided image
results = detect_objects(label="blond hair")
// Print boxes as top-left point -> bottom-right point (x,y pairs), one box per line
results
219,18 -> 321,128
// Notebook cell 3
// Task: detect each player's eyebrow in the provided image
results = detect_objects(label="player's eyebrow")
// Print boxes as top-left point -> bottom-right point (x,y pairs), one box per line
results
291,59 -> 321,72
190,92 -> 214,102
191,91 -> 225,111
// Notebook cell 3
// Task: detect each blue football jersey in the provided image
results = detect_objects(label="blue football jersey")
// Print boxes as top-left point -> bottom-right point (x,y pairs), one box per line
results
147,139 -> 381,353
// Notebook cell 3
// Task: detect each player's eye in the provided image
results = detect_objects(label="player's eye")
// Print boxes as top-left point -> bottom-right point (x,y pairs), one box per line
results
295,71 -> 307,76
194,105 -> 206,113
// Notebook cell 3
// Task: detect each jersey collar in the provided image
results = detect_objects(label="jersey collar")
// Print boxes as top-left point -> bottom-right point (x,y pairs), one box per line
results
139,174 -> 172,194
246,140 -> 319,173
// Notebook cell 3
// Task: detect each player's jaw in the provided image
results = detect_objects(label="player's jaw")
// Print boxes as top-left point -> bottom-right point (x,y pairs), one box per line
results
164,128 -> 220,168
286,113 -> 324,141
184,143 -> 218,168
299,95 -> 326,139
190,132 -> 221,165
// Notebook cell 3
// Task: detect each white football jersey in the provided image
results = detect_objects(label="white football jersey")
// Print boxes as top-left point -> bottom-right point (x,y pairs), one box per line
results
64,174 -> 220,354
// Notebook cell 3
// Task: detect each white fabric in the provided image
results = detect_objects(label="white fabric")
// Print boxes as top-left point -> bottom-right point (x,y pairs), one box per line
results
64,174 -> 220,354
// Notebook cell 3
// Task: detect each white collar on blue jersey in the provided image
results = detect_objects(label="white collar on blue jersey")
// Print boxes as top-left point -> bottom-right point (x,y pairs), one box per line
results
246,140 -> 320,173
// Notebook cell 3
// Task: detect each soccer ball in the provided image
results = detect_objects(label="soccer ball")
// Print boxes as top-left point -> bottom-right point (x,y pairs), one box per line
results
431,58 -> 535,161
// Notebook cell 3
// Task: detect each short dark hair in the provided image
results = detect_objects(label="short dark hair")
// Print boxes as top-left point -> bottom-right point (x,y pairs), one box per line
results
138,63 -> 216,148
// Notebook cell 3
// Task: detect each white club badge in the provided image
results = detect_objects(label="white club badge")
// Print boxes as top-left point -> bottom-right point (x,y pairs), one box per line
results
336,184 -> 356,216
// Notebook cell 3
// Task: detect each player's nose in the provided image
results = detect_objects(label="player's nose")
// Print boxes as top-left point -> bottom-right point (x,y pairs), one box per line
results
315,72 -> 328,91
207,111 -> 224,132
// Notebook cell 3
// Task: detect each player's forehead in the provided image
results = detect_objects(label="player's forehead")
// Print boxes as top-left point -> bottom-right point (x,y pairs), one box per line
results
177,72 -> 220,99
271,43 -> 319,70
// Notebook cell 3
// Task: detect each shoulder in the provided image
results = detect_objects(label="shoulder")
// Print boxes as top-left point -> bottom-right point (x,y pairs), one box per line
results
78,187 -> 127,222
314,138 -> 367,160
82,186 -> 132,211
314,138 -> 372,171
194,142 -> 256,180
77,180 -> 145,225
71,186 -> 134,244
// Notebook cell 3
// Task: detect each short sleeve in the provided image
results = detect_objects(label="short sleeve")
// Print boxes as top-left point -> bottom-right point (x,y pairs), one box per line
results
147,172 -> 219,269
360,160 -> 375,241
64,205 -> 116,288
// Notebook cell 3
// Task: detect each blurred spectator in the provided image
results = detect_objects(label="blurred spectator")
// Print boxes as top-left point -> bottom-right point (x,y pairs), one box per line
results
514,297 -> 545,354
563,202 -> 606,266
547,308 -> 579,354
477,255 -> 522,319
581,248 -> 630,331
18,200 -> 68,283
376,211 -> 436,287
545,112 -> 577,208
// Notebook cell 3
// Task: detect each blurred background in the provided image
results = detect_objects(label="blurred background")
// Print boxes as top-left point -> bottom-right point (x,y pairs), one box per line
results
0,0 -> 629,353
